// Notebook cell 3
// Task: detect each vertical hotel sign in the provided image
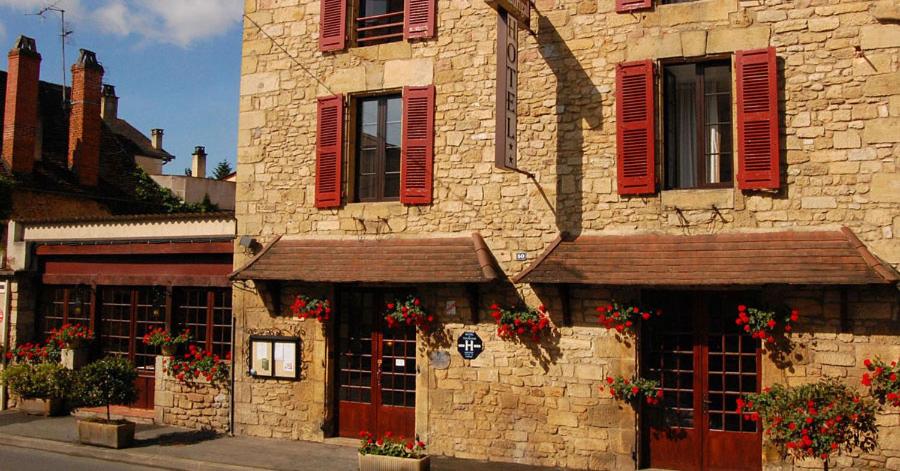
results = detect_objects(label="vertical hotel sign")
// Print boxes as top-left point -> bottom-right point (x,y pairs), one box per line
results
489,0 -> 529,170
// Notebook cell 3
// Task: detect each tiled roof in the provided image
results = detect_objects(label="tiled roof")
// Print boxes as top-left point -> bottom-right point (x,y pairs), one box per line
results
231,233 -> 500,283
513,228 -> 899,286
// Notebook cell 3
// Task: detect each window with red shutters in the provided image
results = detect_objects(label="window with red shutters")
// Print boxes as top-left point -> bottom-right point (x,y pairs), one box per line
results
404,0 -> 435,40
736,47 -> 779,190
616,0 -> 652,13
320,0 -> 347,52
400,85 -> 434,205
316,95 -> 345,208
616,60 -> 656,195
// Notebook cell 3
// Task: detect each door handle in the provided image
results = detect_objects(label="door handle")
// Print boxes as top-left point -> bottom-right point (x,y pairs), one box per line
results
376,359 -> 382,385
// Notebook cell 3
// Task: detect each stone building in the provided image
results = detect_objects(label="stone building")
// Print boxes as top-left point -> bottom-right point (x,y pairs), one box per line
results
234,0 -> 900,469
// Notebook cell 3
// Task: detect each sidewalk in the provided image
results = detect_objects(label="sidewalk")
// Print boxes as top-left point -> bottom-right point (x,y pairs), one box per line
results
0,411 -> 559,471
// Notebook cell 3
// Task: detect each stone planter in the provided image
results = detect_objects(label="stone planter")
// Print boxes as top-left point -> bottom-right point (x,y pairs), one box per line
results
77,419 -> 136,449
61,347 -> 90,370
358,453 -> 430,471
18,397 -> 65,416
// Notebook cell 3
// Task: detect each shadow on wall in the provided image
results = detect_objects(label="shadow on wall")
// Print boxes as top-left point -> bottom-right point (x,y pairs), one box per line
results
535,14 -> 604,238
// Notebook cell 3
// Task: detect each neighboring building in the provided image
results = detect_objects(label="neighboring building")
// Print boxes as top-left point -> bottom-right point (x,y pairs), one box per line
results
229,0 -> 900,470
150,146 -> 237,210
0,36 -> 237,412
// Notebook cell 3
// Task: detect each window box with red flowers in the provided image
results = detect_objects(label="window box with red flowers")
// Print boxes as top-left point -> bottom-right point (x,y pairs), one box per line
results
142,327 -> 191,356
601,375 -> 663,407
385,296 -> 434,332
165,344 -> 230,388
734,304 -> 799,345
5,341 -> 58,364
861,358 -> 900,408
358,431 -> 429,471
290,295 -> 332,323
596,301 -> 662,337
49,323 -> 95,370
489,304 -> 551,342
737,379 -> 878,468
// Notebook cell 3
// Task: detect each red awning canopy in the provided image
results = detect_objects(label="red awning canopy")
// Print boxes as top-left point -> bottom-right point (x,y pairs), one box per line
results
514,228 -> 899,286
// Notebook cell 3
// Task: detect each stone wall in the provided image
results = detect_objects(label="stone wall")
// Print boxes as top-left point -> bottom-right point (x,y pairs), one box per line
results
154,356 -> 230,433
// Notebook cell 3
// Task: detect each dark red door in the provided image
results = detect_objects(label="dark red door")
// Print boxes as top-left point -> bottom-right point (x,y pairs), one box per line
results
643,292 -> 762,471
337,289 -> 416,439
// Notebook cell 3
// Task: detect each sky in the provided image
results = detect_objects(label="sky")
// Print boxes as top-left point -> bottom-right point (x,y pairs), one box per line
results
0,0 -> 243,175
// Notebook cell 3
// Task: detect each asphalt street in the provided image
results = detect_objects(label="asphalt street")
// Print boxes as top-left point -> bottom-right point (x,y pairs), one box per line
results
0,444 -> 163,471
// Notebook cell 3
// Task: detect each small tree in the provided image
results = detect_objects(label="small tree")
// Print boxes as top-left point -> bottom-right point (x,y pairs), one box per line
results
76,357 -> 138,421
212,160 -> 234,180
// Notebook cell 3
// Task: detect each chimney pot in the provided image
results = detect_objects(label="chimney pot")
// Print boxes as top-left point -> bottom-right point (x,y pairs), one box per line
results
2,35 -> 42,175
192,146 -> 207,179
67,48 -> 104,186
101,84 -> 118,122
151,129 -> 164,150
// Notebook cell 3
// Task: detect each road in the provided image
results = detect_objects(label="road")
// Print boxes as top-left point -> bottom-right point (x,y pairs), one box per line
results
0,444 -> 163,471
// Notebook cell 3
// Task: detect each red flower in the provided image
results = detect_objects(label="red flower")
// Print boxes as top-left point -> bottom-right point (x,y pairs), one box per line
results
862,373 -> 872,386
738,305 -> 746,312
767,319 -> 776,329
606,377 -> 614,384
631,386 -> 639,395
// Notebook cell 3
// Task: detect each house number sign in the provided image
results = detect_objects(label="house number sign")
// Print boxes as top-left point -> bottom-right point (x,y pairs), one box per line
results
457,331 -> 484,360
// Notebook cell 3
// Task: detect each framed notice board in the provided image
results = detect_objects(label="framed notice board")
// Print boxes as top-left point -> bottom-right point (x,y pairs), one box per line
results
249,336 -> 300,380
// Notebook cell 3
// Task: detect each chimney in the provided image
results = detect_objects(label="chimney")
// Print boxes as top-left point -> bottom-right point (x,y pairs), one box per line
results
100,84 -> 118,122
191,146 -> 207,178
2,36 -> 41,175
68,49 -> 104,186
151,128 -> 163,150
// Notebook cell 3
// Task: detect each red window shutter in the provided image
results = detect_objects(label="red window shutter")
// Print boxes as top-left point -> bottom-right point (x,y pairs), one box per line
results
404,0 -> 435,40
316,95 -> 344,208
401,85 -> 435,205
319,0 -> 346,52
615,60 -> 656,195
736,47 -> 780,190
616,0 -> 652,13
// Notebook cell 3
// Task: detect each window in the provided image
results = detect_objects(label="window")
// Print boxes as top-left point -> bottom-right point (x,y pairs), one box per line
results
174,287 -> 233,358
356,0 -> 404,46
39,285 -> 92,340
663,61 -> 733,190
355,94 -> 402,202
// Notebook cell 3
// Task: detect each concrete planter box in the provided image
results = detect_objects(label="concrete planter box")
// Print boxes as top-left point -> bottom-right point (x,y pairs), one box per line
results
18,397 -> 64,416
77,419 -> 136,449
61,348 -> 90,370
358,453 -> 430,471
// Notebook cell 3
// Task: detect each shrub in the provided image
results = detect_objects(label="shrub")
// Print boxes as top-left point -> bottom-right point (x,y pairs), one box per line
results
76,357 -> 138,421
1,362 -> 73,399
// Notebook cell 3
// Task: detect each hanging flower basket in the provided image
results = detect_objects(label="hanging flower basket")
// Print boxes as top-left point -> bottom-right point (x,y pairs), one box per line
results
596,301 -> 662,336
290,295 -> 331,323
861,357 -> 900,407
737,379 -> 878,464
385,296 -> 434,331
601,375 -> 663,406
489,304 -> 551,342
735,305 -> 798,345
142,327 -> 191,356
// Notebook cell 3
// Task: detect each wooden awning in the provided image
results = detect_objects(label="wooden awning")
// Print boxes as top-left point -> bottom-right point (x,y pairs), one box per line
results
514,228 -> 899,286
231,233 -> 499,283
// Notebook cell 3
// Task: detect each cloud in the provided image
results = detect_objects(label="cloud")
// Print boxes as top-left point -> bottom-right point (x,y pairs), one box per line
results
0,0 -> 242,48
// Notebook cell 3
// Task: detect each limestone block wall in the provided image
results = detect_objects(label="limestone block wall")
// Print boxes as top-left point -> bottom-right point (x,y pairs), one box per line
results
154,356 -> 230,433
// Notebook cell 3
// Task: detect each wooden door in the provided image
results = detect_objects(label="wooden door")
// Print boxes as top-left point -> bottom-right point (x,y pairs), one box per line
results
337,289 -> 416,439
642,292 -> 761,471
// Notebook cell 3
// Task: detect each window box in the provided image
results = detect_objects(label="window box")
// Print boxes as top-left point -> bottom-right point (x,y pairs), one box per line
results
358,453 -> 430,471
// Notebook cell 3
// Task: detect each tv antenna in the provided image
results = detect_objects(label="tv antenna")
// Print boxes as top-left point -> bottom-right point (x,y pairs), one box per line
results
29,1 -> 73,105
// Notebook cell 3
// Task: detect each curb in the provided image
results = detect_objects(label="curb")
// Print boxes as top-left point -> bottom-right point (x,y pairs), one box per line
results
0,432 -> 273,471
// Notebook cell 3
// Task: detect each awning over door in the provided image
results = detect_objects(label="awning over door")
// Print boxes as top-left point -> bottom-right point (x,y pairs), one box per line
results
513,228 -> 899,286
231,233 -> 499,283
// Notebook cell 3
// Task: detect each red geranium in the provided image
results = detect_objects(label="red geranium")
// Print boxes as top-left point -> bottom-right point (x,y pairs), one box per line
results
596,301 -> 661,336
735,305 -> 798,345
164,344 -> 229,388
290,295 -> 331,323
602,375 -> 662,406
385,296 -> 434,332
861,357 -> 900,407
489,304 -> 551,342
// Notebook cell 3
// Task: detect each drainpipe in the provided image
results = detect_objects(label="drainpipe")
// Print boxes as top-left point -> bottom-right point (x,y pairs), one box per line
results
1,277 -> 10,410
229,297 -> 236,436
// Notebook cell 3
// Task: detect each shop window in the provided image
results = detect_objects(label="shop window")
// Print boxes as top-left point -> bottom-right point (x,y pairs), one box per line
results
174,287 -> 233,358
354,94 -> 402,202
39,285 -> 92,341
356,0 -> 405,46
663,61 -> 733,190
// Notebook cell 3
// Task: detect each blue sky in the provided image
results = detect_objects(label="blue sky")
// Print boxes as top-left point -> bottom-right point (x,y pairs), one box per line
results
0,0 -> 243,175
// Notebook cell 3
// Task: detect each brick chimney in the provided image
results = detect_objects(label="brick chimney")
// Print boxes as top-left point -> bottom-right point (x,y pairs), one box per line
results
2,36 -> 41,175
192,146 -> 207,178
100,84 -> 117,122
68,49 -> 104,186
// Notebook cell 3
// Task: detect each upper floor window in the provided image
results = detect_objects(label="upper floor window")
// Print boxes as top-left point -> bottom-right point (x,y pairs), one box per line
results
355,94 -> 402,202
663,61 -> 733,190
357,0 -> 405,46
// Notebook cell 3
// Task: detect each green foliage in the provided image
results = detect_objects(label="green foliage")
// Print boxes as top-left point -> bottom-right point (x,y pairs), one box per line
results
603,375 -> 663,405
2,362 -> 74,399
358,431 -> 426,458
739,378 -> 878,463
212,160 -> 234,180
76,357 -> 138,416
131,167 -> 219,213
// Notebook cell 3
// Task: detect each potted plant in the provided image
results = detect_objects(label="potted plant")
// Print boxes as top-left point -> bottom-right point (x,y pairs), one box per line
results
290,295 -> 332,323
1,362 -> 72,416
602,375 -> 663,406
50,323 -> 94,369
142,327 -> 191,356
489,304 -> 551,342
165,344 -> 230,387
358,431 -> 429,471
734,304 -> 799,345
74,357 -> 139,449
596,301 -> 662,336
385,296 -> 434,331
